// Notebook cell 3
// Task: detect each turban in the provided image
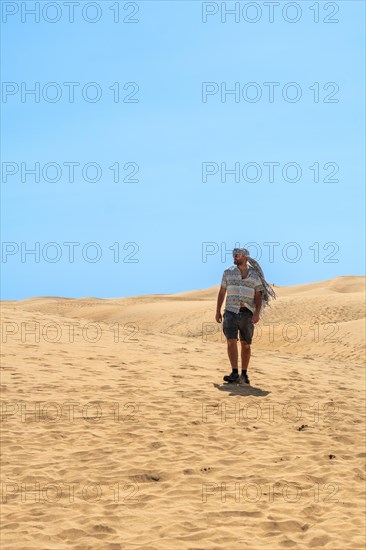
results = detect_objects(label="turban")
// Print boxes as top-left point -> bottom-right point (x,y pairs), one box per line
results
232,247 -> 249,258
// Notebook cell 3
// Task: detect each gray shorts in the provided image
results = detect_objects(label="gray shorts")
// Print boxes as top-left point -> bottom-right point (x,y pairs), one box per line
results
223,308 -> 254,344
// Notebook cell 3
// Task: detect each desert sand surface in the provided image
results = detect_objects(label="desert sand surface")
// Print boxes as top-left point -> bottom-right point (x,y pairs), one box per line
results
1,276 -> 365,549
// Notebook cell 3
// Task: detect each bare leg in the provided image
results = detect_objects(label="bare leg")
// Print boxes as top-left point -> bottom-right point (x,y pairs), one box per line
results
227,339 -> 238,370
240,342 -> 251,371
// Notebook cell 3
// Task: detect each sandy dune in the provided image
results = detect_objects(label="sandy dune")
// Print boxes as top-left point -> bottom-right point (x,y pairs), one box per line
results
1,276 -> 365,549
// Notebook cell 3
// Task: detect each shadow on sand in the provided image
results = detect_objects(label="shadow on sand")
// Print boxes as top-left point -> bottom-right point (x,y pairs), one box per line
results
213,383 -> 270,397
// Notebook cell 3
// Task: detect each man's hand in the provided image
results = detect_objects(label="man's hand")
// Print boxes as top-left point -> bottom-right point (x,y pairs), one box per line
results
253,291 -> 262,324
252,312 -> 260,324
216,286 -> 226,324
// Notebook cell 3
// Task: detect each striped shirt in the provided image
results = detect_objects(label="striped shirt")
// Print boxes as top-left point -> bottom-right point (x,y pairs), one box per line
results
221,266 -> 264,314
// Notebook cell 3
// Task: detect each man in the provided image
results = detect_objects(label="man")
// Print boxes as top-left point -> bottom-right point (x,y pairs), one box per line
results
216,248 -> 276,385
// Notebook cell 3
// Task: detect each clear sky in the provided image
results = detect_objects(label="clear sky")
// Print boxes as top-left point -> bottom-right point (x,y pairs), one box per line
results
1,0 -> 365,300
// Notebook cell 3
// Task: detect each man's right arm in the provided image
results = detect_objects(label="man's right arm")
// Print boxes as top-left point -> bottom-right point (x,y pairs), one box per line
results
216,286 -> 226,323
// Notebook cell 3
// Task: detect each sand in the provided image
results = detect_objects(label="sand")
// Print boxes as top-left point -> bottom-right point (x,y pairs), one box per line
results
1,276 -> 365,549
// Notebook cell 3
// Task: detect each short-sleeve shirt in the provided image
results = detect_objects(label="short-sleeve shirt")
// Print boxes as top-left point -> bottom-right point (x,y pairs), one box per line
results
221,266 -> 264,314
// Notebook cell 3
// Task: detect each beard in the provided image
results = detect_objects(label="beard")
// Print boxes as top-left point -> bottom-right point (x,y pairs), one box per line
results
234,257 -> 246,265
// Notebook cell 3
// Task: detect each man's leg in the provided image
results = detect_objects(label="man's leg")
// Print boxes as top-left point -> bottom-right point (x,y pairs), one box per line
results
223,312 -> 240,382
238,309 -> 253,383
240,342 -> 251,371
227,339 -> 239,370
223,338 -> 240,382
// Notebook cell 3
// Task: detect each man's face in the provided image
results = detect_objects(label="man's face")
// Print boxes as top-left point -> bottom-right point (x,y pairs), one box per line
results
233,253 -> 247,266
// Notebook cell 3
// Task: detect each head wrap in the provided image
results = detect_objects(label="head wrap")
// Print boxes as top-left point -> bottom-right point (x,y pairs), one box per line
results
232,248 -> 277,310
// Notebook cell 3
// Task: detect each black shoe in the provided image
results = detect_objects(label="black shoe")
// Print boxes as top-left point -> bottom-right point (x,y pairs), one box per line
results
240,371 -> 250,385
223,371 -> 239,383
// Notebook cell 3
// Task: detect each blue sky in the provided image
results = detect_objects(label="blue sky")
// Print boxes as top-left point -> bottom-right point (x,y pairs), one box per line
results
1,0 -> 365,300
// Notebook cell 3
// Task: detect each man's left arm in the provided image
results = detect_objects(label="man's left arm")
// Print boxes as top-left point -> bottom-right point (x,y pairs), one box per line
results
252,290 -> 263,324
